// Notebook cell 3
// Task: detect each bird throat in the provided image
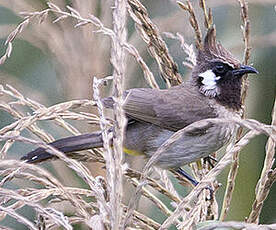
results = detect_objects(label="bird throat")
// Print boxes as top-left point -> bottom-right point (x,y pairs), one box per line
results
196,72 -> 243,111
215,77 -> 242,111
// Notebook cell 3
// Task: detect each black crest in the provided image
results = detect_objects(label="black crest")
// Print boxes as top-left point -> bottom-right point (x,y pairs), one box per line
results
198,27 -> 241,68
193,27 -> 245,111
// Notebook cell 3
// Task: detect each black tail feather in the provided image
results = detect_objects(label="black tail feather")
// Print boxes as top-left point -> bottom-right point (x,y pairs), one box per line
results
21,132 -> 103,163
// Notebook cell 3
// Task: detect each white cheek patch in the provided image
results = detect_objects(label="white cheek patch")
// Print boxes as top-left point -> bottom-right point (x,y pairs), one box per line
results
199,70 -> 221,90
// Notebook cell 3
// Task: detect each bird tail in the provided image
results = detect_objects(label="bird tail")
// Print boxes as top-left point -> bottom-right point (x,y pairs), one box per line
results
21,132 -> 103,163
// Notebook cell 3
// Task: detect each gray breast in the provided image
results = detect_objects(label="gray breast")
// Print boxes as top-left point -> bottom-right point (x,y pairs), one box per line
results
144,122 -> 236,169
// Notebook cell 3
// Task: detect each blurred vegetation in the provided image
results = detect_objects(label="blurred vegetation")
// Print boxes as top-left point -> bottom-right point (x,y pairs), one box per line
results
0,0 -> 275,229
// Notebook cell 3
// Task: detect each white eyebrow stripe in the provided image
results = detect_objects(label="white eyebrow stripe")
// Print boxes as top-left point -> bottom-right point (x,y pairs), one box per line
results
199,70 -> 220,90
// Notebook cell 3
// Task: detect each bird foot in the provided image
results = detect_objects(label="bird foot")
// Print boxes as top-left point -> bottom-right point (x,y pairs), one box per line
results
176,168 -> 214,200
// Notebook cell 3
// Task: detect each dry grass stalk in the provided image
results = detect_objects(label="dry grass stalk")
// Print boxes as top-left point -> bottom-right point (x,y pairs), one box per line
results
128,212 -> 160,230
0,13 -> 34,65
163,32 -> 197,69
0,146 -> 108,227
0,7 -> 126,227
123,43 -> 159,88
1,80 -> 180,229
198,220 -> 276,230
220,0 -> 252,221
176,1 -> 220,224
0,3 -> 115,66
109,0 -> 127,228
0,84 -> 99,161
0,205 -> 38,230
0,160 -> 160,229
247,97 -> 276,223
6,156 -> 105,217
0,1 -> 157,104
153,114 -> 276,228
121,111 -> 233,228
160,130 -> 259,229
199,0 -> 213,29
127,0 -> 183,87
1,1 -> 183,229
177,1 -> 203,50
1,1 -> 275,229
177,181 -> 220,229
123,127 -> 179,228
0,84 -> 97,132
92,76 -> 115,227
0,160 -> 91,229
129,178 -> 174,218
176,0 -> 213,57
155,168 -> 182,202
125,168 -> 182,204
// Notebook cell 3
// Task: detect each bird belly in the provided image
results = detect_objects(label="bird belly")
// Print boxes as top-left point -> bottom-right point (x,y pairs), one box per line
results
144,124 -> 236,169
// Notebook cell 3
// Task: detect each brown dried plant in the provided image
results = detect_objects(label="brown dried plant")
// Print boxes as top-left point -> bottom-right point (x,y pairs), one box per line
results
220,0 -> 253,221
127,0 -> 183,87
0,0 -> 275,230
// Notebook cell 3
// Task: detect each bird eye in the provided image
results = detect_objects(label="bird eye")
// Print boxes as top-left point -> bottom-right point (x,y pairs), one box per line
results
214,63 -> 226,74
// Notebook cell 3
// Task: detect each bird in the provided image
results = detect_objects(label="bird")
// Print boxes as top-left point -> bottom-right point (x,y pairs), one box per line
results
21,27 -> 258,186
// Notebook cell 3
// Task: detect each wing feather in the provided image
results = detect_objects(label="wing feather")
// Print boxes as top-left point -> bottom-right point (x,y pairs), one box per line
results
122,84 -> 217,131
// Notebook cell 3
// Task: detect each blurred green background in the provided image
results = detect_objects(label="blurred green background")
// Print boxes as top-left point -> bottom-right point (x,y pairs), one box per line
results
0,0 -> 275,229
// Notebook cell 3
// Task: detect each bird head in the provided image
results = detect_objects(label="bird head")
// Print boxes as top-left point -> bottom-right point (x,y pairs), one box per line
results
192,27 -> 258,110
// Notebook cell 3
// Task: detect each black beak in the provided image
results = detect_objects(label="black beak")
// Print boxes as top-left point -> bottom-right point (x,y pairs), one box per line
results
233,65 -> 259,76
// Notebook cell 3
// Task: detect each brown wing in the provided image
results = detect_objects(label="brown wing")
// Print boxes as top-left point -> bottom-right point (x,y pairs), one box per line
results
121,84 -> 217,131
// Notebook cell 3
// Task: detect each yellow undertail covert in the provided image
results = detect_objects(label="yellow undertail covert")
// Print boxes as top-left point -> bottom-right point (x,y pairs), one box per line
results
123,147 -> 143,156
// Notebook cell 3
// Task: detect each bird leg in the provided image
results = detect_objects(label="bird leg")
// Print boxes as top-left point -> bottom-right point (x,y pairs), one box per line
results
203,155 -> 217,168
176,167 -> 198,187
176,167 -> 214,199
